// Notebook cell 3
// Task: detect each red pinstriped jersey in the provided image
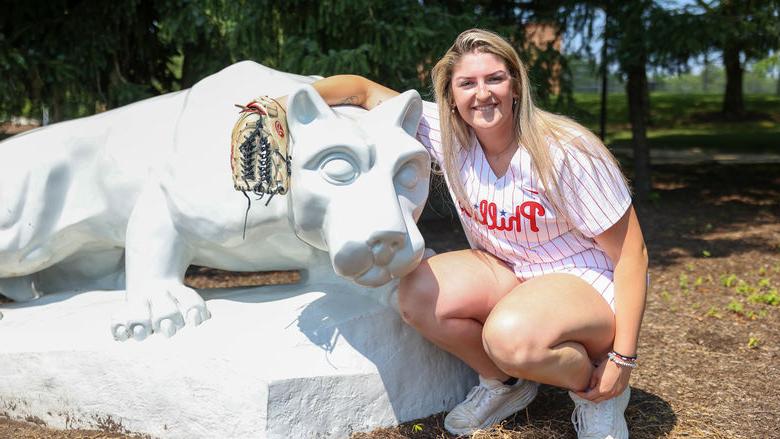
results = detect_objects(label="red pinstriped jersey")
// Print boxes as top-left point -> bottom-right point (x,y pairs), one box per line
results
416,100 -> 632,284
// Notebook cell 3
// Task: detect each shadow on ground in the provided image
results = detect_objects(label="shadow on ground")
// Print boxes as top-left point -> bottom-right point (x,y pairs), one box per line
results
638,163 -> 780,267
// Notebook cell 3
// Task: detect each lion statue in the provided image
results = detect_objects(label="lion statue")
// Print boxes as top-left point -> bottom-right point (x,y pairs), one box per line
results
0,61 -> 430,341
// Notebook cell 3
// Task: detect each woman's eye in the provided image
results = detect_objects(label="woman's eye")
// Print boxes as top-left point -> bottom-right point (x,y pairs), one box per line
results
394,162 -> 420,190
320,157 -> 358,184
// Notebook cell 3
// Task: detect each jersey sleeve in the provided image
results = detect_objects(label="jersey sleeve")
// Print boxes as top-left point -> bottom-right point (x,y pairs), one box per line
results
556,136 -> 633,238
416,100 -> 445,165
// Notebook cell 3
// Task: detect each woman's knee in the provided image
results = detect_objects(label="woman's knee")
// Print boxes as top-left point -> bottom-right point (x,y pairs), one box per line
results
482,309 -> 548,374
398,250 -> 517,328
397,263 -> 437,327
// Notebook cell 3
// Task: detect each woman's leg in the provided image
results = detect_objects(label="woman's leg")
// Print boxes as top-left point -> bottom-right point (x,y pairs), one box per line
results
482,273 -> 616,392
397,249 -> 521,380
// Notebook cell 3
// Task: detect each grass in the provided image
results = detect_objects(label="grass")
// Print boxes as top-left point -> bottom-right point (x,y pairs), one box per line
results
566,93 -> 780,154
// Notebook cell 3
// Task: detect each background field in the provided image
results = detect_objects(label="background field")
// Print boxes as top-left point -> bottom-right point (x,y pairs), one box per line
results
571,93 -> 780,154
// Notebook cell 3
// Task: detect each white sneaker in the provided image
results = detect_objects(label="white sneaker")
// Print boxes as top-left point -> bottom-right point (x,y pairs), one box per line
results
444,376 -> 539,435
569,387 -> 630,439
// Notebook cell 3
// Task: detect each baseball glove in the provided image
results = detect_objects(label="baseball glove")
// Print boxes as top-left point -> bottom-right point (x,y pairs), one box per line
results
230,96 -> 291,203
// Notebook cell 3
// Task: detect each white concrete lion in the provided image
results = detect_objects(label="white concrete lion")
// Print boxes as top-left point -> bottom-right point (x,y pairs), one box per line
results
0,61 -> 430,340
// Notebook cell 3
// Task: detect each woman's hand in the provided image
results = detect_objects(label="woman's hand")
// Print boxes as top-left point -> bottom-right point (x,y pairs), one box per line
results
575,359 -> 631,403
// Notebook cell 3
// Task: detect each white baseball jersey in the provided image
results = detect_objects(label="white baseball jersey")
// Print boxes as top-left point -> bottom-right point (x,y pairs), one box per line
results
416,100 -> 632,310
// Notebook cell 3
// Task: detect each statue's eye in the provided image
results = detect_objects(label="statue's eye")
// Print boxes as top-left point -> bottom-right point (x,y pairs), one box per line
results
394,161 -> 420,190
320,157 -> 358,185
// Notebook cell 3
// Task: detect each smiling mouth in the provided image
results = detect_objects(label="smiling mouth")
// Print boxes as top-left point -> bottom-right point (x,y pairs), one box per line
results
473,104 -> 496,111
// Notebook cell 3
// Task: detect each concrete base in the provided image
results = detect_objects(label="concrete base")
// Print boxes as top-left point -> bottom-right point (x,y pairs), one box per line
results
0,283 -> 475,438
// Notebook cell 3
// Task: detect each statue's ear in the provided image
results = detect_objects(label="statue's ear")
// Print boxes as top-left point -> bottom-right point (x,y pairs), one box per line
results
287,84 -> 337,132
365,90 -> 422,137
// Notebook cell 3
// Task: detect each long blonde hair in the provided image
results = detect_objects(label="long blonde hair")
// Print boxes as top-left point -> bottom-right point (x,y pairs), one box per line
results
431,28 -> 628,223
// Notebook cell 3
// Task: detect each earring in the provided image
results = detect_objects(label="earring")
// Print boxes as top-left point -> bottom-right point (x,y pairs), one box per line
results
450,105 -> 456,114
513,97 -> 518,106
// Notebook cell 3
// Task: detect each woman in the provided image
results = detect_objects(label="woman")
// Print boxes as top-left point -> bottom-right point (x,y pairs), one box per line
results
301,29 -> 648,438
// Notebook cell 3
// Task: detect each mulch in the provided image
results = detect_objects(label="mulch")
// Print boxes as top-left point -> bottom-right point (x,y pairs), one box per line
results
2,162 -> 779,438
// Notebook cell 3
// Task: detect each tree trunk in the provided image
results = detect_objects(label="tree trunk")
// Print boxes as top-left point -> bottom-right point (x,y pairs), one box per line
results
180,42 -> 201,90
51,87 -> 64,123
722,44 -> 745,118
626,64 -> 651,202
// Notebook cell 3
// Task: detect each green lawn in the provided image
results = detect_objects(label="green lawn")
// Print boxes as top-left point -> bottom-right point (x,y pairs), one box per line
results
566,93 -> 780,153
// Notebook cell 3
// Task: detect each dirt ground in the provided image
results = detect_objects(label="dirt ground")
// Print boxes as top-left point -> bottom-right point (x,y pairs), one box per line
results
2,162 -> 779,438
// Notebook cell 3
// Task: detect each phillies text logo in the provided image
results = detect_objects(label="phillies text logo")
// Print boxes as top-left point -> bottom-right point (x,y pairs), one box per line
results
461,200 -> 545,232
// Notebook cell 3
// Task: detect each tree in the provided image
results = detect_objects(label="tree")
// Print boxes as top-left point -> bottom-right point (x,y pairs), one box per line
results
695,0 -> 780,118
155,0 -> 481,95
1,1 -> 569,125
533,0 -> 711,202
610,1 -> 653,201
538,1 -> 654,200
753,53 -> 780,95
0,1 -> 175,122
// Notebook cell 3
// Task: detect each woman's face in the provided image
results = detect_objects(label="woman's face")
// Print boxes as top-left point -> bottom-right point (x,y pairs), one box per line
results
450,51 -> 515,135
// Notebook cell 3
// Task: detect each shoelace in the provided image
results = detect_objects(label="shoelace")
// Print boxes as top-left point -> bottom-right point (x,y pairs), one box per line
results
463,385 -> 489,412
462,383 -> 509,414
571,399 -> 599,436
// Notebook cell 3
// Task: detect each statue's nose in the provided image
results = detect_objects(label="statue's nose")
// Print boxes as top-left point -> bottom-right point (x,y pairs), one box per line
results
332,241 -> 373,277
368,231 -> 406,266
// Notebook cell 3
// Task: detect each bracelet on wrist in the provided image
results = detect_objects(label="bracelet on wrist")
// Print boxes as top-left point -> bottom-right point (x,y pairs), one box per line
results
610,350 -> 637,361
608,351 -> 637,369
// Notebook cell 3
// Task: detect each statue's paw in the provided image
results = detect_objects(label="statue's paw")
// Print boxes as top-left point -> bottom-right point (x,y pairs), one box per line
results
111,284 -> 210,342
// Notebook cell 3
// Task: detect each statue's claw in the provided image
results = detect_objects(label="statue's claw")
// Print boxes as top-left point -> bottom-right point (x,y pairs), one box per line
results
187,307 -> 208,326
158,319 -> 178,338
132,323 -> 150,341
112,324 -> 130,341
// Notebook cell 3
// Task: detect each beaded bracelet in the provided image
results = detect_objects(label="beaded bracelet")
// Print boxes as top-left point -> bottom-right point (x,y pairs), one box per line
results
610,350 -> 637,361
608,351 -> 637,369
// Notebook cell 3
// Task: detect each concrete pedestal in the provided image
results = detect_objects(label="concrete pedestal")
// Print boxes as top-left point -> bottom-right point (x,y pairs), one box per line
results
0,284 -> 475,438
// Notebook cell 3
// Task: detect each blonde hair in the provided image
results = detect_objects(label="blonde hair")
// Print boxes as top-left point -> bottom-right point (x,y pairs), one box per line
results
431,28 -> 628,224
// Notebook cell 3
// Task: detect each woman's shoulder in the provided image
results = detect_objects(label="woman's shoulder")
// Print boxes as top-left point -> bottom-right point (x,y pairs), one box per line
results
418,100 -> 441,130
421,100 -> 439,118
547,122 -> 593,147
546,125 -> 601,161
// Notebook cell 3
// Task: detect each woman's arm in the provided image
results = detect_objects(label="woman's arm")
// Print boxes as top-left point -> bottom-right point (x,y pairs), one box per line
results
314,75 -> 399,109
595,205 -> 648,358
577,205 -> 647,402
277,75 -> 399,111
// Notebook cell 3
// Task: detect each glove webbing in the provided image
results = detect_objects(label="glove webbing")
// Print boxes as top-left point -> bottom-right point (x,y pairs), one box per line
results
233,100 -> 292,239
